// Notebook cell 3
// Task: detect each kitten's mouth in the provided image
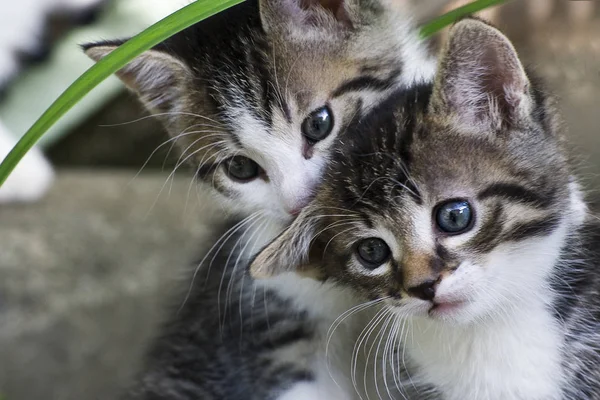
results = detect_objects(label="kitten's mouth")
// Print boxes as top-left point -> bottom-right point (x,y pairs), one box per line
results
428,300 -> 466,317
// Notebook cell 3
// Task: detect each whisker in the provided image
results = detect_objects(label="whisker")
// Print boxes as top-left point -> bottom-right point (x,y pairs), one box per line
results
219,213 -> 265,335
177,212 -> 262,314
98,111 -> 224,127
351,303 -> 390,400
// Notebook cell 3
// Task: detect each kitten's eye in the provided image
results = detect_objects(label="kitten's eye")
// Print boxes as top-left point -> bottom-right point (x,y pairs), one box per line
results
356,238 -> 391,269
302,106 -> 334,143
436,200 -> 473,234
224,156 -> 260,182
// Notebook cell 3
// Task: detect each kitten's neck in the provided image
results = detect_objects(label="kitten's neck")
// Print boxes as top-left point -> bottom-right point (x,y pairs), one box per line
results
406,297 -> 565,400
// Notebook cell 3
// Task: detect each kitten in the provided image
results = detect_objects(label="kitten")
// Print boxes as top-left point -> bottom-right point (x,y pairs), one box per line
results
86,0 -> 435,398
84,0 -> 434,225
0,0 -> 105,203
251,18 -> 600,400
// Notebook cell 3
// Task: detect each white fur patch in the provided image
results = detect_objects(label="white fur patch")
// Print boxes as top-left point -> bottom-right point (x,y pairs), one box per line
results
261,273 -> 382,400
215,107 -> 326,221
406,301 -> 564,400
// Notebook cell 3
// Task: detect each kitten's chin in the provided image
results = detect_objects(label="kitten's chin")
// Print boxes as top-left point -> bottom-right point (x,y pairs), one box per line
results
427,300 -> 470,322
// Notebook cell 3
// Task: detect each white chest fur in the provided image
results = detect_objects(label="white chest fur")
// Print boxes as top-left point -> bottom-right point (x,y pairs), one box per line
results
405,302 -> 565,400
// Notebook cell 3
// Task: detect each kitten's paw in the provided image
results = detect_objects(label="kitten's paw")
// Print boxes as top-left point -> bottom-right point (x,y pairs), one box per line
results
0,126 -> 54,204
276,382 -> 352,400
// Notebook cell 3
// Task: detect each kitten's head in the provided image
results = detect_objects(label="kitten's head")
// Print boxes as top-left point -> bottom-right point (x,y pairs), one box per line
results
250,18 -> 587,324
83,0 -> 433,222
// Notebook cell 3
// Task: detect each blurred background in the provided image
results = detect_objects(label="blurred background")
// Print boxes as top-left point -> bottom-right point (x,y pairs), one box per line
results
0,0 -> 598,399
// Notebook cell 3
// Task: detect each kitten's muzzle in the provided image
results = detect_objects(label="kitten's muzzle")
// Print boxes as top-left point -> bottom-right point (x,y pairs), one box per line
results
401,250 -> 457,302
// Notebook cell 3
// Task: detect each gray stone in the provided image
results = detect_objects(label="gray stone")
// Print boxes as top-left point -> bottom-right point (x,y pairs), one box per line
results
0,171 -> 220,400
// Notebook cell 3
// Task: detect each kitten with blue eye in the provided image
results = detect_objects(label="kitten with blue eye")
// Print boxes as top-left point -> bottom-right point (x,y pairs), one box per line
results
84,0 -> 435,399
251,18 -> 600,400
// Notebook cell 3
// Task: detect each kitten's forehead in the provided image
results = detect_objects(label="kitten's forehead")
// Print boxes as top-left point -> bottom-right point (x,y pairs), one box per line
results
269,35 -> 405,113
317,84 -> 570,223
409,117 -> 569,202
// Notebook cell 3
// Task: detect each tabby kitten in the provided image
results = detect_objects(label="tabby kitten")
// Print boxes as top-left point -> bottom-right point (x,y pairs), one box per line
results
84,0 -> 434,225
251,18 -> 600,400
87,0 -> 433,398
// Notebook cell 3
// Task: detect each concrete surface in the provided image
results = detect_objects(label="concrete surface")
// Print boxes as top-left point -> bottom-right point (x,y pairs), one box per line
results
0,171 -> 219,400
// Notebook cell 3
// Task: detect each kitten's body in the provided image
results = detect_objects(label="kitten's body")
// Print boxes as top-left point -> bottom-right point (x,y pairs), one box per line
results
251,19 -> 600,400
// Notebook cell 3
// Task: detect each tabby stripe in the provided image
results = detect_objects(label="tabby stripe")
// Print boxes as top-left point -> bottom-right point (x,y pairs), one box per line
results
257,326 -> 312,350
502,214 -> 561,242
332,69 -> 400,98
478,183 -> 552,208
264,366 -> 314,387
397,91 -> 419,204
467,203 -> 505,253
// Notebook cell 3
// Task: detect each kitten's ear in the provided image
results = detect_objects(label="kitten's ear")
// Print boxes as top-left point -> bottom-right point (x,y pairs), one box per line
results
83,41 -> 192,114
250,209 -> 318,279
259,0 -> 354,36
430,18 -> 531,130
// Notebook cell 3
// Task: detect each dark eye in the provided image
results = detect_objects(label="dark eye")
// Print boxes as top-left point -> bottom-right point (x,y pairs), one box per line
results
224,156 -> 260,182
301,106 -> 334,143
356,238 -> 391,269
435,200 -> 473,234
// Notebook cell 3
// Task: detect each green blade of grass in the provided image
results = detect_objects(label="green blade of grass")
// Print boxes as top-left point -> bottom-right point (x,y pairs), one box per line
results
0,0 -> 243,187
419,0 -> 509,38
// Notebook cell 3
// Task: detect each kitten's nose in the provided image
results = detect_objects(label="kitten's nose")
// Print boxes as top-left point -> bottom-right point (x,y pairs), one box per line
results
407,279 -> 437,301
284,194 -> 314,216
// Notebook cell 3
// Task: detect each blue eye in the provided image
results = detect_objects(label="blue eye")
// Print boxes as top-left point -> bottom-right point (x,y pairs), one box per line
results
302,106 -> 334,143
436,200 -> 473,234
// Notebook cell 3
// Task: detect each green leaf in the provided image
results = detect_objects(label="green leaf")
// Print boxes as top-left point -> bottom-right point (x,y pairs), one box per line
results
419,0 -> 509,38
0,0 -> 508,186
0,0 -> 243,187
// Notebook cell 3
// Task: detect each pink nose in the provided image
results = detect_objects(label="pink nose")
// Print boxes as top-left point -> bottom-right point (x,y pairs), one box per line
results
284,194 -> 314,216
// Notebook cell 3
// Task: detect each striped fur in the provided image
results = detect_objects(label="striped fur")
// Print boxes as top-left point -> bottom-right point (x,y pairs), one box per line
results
84,0 -> 434,223
251,19 -> 600,399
